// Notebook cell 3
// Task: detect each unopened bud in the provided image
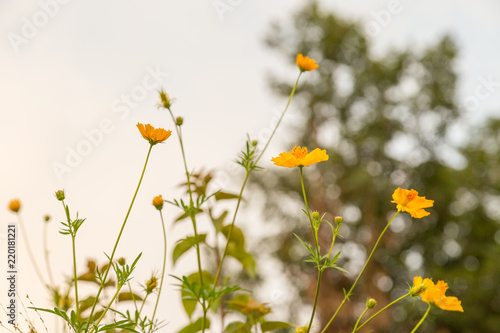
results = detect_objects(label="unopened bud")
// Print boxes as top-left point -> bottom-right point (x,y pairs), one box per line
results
44,215 -> 51,222
8,199 -> 21,213
335,216 -> 343,225
366,298 -> 377,309
176,117 -> 184,126
118,257 -> 126,266
311,211 -> 320,220
55,190 -> 65,201
152,195 -> 164,211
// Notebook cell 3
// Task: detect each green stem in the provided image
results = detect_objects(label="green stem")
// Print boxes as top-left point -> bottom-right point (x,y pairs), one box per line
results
299,167 -> 319,251
320,211 -> 400,333
85,144 -> 154,333
43,222 -> 55,288
148,210 -> 168,333
354,293 -> 409,332
166,107 -> 206,331
352,307 -> 369,333
212,71 -> 303,292
254,72 -> 302,165
307,270 -> 323,333
92,284 -> 124,329
71,234 -> 80,320
410,304 -> 432,333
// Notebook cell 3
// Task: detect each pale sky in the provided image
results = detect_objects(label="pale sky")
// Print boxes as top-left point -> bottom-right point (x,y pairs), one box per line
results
1,1 -> 499,332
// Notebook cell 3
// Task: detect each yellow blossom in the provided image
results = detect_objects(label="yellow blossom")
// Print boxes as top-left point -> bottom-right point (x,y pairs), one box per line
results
409,276 -> 434,297
420,280 -> 463,312
295,326 -> 308,333
152,195 -> 164,211
296,54 -> 319,72
391,188 -> 433,218
8,199 -> 21,213
137,123 -> 172,145
145,276 -> 158,294
271,146 -> 328,168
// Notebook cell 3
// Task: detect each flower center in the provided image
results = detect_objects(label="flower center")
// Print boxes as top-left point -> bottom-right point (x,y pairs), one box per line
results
291,146 -> 308,159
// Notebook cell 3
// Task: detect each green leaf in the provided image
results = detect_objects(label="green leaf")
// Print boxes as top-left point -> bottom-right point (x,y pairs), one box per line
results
177,317 -> 211,333
226,243 -> 256,277
214,191 -> 240,201
224,321 -> 252,333
172,234 -> 207,265
180,271 -> 214,319
210,209 -> 228,233
261,321 -> 294,331
222,225 -> 245,248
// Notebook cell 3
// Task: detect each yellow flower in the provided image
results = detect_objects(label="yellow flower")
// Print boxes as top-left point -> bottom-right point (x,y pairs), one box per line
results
409,276 -> 433,297
296,54 -> 319,72
391,188 -> 434,218
137,123 -> 172,145
8,199 -> 21,213
152,195 -> 164,211
271,146 -> 329,168
145,276 -> 158,294
420,280 -> 463,312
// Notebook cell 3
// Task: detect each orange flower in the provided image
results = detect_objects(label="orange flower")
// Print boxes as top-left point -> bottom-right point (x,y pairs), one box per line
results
137,123 -> 172,145
296,54 -> 319,72
271,146 -> 328,168
152,195 -> 164,211
8,199 -> 21,213
391,188 -> 433,218
420,280 -> 463,312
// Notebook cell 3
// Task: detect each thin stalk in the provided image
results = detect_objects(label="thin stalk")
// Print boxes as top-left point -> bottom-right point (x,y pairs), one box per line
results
307,270 -> 323,333
300,166 -> 322,333
166,107 -> 207,331
85,144 -> 154,333
354,293 -> 410,332
16,215 -> 46,287
212,71 -> 303,289
352,307 -> 369,333
92,284 -> 124,329
320,211 -> 400,333
148,210 -> 168,333
43,222 -> 55,287
61,200 -> 80,321
410,304 -> 432,333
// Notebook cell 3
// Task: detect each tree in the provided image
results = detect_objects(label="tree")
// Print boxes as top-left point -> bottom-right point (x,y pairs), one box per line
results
253,2 -> 500,332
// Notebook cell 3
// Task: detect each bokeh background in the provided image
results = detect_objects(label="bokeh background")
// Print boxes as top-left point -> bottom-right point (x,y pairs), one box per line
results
1,0 -> 500,332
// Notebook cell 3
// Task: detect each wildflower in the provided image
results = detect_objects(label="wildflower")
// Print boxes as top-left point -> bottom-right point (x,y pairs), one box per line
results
227,297 -> 271,318
55,190 -> 65,201
152,195 -> 164,211
420,280 -> 463,312
296,54 -> 319,72
137,123 -> 172,145
271,146 -> 328,168
366,298 -> 377,309
8,199 -> 21,213
409,276 -> 433,297
391,188 -> 434,218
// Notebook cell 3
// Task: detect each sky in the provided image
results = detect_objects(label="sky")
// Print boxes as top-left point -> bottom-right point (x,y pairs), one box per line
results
1,0 -> 500,332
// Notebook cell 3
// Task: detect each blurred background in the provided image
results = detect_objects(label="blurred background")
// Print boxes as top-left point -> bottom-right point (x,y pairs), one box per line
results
1,0 -> 500,332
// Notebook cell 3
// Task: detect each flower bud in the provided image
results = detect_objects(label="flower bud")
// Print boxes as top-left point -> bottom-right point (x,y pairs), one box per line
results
251,140 -> 258,147
176,117 -> 184,126
334,216 -> 343,225
8,199 -> 21,213
55,190 -> 65,201
44,215 -> 51,222
311,211 -> 320,220
152,195 -> 164,211
145,276 -> 158,294
118,257 -> 126,266
366,298 -> 377,309
158,89 -> 172,109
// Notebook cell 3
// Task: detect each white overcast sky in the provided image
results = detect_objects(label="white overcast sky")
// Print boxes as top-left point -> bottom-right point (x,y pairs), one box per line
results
1,0 -> 500,332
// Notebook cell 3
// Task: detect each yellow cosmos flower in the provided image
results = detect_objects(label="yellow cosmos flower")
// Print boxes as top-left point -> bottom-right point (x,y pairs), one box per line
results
391,188 -> 434,218
420,280 -> 463,312
8,199 -> 21,213
409,276 -> 434,297
152,195 -> 164,211
296,54 -> 319,72
271,146 -> 329,168
137,123 -> 172,145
